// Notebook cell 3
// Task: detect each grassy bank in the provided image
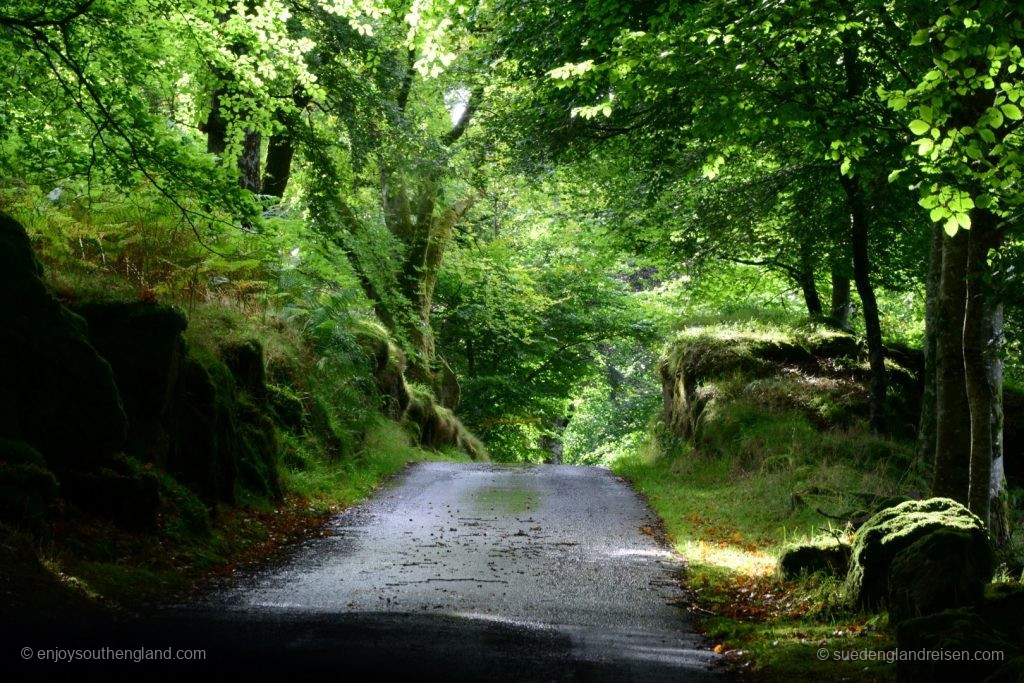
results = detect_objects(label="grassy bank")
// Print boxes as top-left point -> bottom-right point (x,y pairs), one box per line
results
614,437 -> 901,681
605,321 -> 933,681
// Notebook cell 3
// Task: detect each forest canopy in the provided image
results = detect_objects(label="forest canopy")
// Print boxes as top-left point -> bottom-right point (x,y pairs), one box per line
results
1,0 -> 1022,534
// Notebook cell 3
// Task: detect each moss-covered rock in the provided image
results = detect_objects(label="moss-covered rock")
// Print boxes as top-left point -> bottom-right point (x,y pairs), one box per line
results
895,608 -> 1014,683
845,497 -> 992,610
659,329 -> 863,443
267,383 -> 307,432
893,584 -> 1024,682
778,539 -> 851,579
220,338 -> 267,400
0,439 -> 58,528
887,528 -> 994,623
0,213 -> 126,470
235,395 -> 282,500
169,355 -> 238,503
406,387 -> 488,460
72,301 -> 188,465
980,583 -> 1024,651
353,320 -> 411,419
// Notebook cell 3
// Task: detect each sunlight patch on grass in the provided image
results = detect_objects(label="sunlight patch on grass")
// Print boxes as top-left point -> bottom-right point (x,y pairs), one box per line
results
680,539 -> 776,577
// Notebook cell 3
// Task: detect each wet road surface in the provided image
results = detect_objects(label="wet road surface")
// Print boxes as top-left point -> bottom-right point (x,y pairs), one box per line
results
10,463 -> 724,680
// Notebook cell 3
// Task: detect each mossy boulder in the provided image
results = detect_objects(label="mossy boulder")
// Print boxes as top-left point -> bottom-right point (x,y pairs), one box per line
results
72,301 -> 188,464
0,439 -> 59,528
778,540 -> 850,579
406,388 -> 488,461
166,343 -> 283,504
895,608 -> 1014,683
887,528 -> 994,623
220,338 -> 267,400
169,356 -> 239,503
659,329 -> 863,442
0,213 -> 126,470
267,384 -> 307,432
845,497 -> 992,610
353,320 -> 410,419
979,583 -> 1024,651
235,394 -> 282,500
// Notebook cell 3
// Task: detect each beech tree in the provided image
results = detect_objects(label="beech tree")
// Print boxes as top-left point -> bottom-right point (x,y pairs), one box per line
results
885,0 -> 1023,535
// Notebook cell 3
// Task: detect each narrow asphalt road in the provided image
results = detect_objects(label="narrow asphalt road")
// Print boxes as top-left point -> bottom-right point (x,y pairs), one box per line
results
10,463 -> 724,680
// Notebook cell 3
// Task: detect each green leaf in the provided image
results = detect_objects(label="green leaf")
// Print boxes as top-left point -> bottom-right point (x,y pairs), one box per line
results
1001,103 -> 1023,120
909,119 -> 931,135
987,107 -> 1005,128
929,206 -> 946,223
943,216 -> 960,236
890,96 -> 908,111
911,29 -> 929,46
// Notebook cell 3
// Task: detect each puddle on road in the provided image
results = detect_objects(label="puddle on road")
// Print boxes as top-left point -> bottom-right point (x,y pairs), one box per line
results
472,487 -> 540,514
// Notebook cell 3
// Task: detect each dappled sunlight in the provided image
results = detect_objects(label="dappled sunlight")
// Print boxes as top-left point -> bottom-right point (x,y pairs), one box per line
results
677,540 -> 776,578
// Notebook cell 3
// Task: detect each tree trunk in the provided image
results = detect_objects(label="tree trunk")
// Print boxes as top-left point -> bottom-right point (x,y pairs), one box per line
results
932,229 -> 971,502
238,130 -> 262,193
204,94 -> 227,156
262,132 -> 294,197
203,93 -> 261,192
988,302 -> 1010,544
829,268 -> 852,330
798,239 -> 823,317
917,222 -> 943,465
964,210 -> 1002,525
403,194 -> 477,381
840,175 -> 886,434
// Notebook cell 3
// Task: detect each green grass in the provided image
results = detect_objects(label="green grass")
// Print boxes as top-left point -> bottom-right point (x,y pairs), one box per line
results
282,418 -> 470,510
612,434 -> 903,682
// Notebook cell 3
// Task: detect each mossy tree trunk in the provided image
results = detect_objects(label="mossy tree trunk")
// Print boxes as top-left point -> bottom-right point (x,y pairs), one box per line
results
202,94 -> 262,191
377,71 -> 479,396
238,127 -> 262,193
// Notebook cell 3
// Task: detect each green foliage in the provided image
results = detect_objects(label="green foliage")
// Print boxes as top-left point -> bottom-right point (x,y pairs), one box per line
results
433,175 -> 661,460
282,418 -> 470,510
